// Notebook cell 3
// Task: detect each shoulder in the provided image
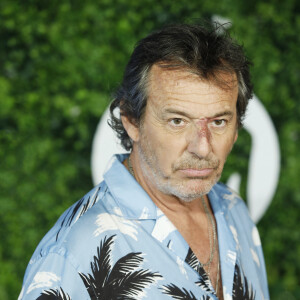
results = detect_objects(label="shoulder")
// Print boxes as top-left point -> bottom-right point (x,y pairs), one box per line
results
28,181 -> 110,264
20,182 -> 114,299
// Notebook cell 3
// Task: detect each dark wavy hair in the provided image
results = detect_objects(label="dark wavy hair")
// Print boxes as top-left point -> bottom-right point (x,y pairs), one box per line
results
109,23 -> 253,151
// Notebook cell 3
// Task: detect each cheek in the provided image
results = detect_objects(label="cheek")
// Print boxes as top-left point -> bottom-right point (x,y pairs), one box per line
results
156,136 -> 184,163
149,131 -> 186,169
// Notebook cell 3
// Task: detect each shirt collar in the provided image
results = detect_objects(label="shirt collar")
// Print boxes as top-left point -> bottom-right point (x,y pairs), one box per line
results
103,154 -> 158,220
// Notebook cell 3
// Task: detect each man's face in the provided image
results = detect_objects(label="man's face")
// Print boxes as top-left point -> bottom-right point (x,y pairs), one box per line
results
133,66 -> 238,202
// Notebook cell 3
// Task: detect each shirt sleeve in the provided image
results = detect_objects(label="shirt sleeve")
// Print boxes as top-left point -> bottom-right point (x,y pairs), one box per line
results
19,251 -> 90,300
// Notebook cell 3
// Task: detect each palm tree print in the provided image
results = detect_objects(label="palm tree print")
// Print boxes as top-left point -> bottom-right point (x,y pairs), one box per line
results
79,235 -> 162,299
161,248 -> 214,300
232,264 -> 255,300
36,287 -> 71,300
164,251 -> 256,300
185,248 -> 214,294
184,250 -> 256,300
56,187 -> 101,241
162,284 -> 213,300
162,283 -> 213,300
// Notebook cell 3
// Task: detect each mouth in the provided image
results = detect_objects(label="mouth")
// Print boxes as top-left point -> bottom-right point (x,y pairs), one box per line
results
179,168 -> 215,177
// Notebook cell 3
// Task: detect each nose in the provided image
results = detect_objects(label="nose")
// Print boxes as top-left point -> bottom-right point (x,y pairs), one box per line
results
187,123 -> 212,159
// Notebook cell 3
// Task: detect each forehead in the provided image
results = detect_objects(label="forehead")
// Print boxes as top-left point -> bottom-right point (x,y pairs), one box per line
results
147,65 -> 238,117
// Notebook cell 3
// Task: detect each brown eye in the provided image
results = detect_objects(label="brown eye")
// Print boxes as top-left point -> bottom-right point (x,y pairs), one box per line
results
213,119 -> 226,127
170,118 -> 184,126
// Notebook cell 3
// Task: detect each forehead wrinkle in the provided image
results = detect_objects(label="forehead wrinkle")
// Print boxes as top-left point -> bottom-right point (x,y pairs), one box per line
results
161,98 -> 234,110
148,65 -> 201,96
149,79 -> 237,106
161,103 -> 234,120
155,83 -> 237,106
165,96 -> 235,105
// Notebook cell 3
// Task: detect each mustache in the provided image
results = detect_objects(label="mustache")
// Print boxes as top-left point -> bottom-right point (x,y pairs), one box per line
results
173,157 -> 220,171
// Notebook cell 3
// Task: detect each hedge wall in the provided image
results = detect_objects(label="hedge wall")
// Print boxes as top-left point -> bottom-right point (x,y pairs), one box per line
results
1,1 -> 299,299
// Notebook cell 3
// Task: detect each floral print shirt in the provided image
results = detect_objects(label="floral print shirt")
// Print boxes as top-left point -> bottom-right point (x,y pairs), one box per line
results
19,154 -> 269,300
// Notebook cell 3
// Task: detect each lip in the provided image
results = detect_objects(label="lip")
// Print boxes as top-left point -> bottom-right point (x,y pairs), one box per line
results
179,168 -> 214,177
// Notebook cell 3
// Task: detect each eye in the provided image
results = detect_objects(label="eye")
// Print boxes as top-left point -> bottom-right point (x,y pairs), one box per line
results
169,118 -> 185,127
212,119 -> 227,127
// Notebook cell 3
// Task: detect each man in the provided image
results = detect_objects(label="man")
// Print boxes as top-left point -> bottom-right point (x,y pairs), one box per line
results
19,24 -> 269,300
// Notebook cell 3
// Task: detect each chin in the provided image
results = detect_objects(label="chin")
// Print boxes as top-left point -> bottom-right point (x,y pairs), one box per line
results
158,178 -> 218,202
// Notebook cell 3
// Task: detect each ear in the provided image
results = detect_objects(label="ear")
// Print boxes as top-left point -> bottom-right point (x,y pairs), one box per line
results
233,130 -> 238,143
121,115 -> 140,142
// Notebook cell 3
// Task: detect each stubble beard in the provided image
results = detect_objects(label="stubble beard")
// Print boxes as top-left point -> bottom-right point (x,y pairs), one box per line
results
136,137 -> 222,203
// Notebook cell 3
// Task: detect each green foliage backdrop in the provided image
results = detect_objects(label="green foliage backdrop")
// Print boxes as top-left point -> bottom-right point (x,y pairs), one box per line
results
1,1 -> 299,299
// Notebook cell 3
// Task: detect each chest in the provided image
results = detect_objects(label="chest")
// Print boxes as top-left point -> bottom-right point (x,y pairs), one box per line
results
169,213 -> 213,260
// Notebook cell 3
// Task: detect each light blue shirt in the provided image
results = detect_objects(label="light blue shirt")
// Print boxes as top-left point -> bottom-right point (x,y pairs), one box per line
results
19,154 -> 269,300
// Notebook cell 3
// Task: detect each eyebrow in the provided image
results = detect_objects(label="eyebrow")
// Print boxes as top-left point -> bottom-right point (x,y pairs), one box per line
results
162,108 -> 234,120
